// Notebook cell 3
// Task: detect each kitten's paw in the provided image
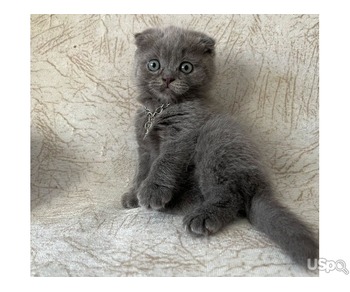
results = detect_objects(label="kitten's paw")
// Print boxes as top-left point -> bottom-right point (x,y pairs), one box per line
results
121,191 -> 139,209
183,208 -> 223,236
137,182 -> 172,210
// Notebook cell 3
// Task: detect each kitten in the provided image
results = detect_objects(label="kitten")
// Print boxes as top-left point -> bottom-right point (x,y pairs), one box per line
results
121,26 -> 318,267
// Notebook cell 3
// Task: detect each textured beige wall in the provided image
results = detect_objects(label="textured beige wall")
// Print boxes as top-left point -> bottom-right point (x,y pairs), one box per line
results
31,15 -> 318,276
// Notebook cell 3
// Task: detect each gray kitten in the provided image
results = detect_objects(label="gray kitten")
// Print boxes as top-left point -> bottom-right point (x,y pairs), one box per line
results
121,26 -> 318,267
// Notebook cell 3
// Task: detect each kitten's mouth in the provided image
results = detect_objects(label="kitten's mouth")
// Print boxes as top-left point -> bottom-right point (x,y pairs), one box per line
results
160,85 -> 175,95
155,86 -> 181,104
160,83 -> 188,97
164,87 -> 173,93
152,81 -> 190,100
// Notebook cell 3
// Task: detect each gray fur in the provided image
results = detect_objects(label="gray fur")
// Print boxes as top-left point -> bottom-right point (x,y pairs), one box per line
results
121,26 -> 318,267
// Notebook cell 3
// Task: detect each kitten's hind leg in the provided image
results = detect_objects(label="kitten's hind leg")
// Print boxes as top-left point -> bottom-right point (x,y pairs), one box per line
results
183,186 -> 243,236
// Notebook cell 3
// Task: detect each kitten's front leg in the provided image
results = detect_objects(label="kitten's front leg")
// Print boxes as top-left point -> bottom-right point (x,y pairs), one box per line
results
121,149 -> 151,209
137,144 -> 186,210
137,180 -> 173,210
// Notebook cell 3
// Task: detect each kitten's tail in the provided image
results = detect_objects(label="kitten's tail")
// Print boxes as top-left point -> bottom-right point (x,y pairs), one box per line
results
248,193 -> 319,267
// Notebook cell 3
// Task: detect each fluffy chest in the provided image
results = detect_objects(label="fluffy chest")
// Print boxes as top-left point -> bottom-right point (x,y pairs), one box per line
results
134,102 -> 210,149
135,107 -> 183,142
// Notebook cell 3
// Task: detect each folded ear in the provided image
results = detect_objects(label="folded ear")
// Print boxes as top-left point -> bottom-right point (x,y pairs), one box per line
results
199,35 -> 215,55
134,28 -> 162,49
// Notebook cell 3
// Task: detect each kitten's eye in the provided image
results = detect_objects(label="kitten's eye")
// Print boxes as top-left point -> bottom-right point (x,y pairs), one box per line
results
147,59 -> 160,72
180,62 -> 193,74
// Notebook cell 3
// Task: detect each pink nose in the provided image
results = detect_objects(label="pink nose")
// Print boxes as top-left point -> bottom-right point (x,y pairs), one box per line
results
162,77 -> 175,87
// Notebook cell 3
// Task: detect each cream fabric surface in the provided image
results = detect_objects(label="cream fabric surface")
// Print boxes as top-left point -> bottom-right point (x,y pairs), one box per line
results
31,14 -> 319,276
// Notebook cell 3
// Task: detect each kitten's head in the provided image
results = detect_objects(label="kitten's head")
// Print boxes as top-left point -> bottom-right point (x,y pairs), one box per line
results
134,26 -> 215,104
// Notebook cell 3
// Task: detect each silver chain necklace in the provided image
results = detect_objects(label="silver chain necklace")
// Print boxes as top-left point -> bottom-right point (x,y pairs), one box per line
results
143,103 -> 170,139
